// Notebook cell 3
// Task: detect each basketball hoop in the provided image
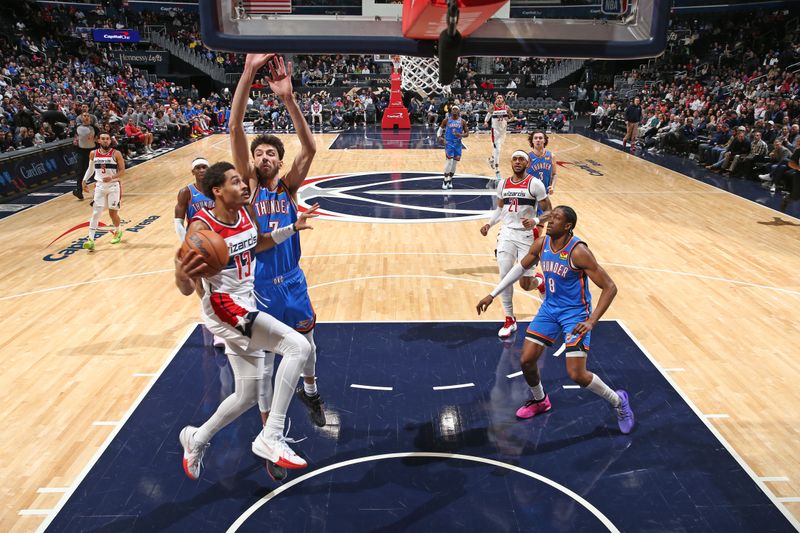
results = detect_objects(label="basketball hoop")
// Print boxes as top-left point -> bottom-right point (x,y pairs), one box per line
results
391,55 -> 402,73
398,56 -> 451,99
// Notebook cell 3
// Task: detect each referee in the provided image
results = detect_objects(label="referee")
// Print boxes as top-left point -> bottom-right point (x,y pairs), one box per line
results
623,96 -> 642,151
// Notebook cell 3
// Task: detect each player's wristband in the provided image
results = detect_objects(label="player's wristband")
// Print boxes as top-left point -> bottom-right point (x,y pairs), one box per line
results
437,127 -> 444,137
174,218 -> 186,242
533,217 -> 540,226
271,223 -> 297,244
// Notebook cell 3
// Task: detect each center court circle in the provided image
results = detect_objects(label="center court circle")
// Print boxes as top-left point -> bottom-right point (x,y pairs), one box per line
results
297,172 -> 497,223
227,452 -> 618,532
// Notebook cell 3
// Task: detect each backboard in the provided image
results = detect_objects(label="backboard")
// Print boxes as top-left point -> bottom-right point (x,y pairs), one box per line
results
200,0 -> 669,60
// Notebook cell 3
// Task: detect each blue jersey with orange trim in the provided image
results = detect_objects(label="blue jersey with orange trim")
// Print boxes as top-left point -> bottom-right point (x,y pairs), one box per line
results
445,116 -> 464,144
250,179 -> 301,279
540,235 -> 592,313
187,183 -> 214,221
527,150 -> 554,189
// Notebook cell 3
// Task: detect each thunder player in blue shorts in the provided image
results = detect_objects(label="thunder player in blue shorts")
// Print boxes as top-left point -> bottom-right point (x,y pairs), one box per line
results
476,206 -> 635,434
437,105 -> 469,189
230,53 -> 325,429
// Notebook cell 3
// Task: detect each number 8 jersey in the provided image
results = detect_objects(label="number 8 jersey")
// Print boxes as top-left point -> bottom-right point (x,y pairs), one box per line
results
496,173 -> 548,232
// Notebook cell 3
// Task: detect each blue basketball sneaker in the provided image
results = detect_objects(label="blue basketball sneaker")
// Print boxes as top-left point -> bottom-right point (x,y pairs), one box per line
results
615,390 -> 635,434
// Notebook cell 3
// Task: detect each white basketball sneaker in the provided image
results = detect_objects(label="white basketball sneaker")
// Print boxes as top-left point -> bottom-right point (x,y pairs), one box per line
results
498,316 -> 517,338
252,431 -> 308,470
179,426 -> 209,480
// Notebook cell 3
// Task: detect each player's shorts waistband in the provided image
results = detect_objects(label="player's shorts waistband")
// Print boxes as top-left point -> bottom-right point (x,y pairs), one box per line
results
260,265 -> 303,286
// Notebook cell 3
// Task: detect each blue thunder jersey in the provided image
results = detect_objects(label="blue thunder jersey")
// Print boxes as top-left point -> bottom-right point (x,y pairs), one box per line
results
527,150 -> 554,189
250,179 -> 301,280
444,116 -> 464,144
187,183 -> 215,220
539,235 -> 592,313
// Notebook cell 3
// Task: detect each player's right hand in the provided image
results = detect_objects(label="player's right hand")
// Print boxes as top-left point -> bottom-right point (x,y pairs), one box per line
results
476,295 -> 494,314
295,203 -> 320,231
480,224 -> 490,236
82,183 -> 89,193
438,136 -> 444,145
245,53 -> 276,72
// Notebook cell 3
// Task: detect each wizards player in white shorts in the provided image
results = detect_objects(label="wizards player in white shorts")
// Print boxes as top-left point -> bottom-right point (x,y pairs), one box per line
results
81,132 -> 125,251
476,205 -> 635,434
481,150 -> 552,338
176,161 -> 319,480
437,105 -> 469,189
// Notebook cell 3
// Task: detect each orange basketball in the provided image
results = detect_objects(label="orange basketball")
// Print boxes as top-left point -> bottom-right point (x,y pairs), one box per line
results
180,229 -> 229,276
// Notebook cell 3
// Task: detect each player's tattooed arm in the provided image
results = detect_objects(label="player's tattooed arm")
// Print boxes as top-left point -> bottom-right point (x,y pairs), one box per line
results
174,222 -> 208,296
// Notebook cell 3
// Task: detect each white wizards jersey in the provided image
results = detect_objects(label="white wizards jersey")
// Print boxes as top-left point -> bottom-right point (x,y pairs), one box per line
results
497,173 -> 547,232
194,206 -> 258,300
93,148 -> 119,183
487,105 -> 510,128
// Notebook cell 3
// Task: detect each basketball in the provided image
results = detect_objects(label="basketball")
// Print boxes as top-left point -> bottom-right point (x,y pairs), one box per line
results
180,229 -> 229,276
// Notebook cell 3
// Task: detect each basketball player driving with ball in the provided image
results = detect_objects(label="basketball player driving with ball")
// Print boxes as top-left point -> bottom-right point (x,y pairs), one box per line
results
174,161 -> 320,481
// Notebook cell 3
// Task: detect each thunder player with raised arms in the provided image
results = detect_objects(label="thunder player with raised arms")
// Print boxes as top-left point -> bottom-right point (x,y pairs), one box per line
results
230,53 -> 326,428
176,161 -> 319,480
485,94 -> 516,185
81,132 -> 125,251
437,105 -> 469,189
480,151 -> 551,338
477,206 -> 635,434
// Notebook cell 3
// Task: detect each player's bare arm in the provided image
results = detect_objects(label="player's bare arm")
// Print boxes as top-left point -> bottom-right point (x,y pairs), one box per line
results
230,53 -> 275,191
569,243 -> 617,335
174,187 -> 190,221
549,156 -> 557,195
112,150 -> 126,182
174,220 -> 211,296
459,119 -> 469,138
265,56 -> 316,195
476,237 -> 544,314
480,197 -> 504,236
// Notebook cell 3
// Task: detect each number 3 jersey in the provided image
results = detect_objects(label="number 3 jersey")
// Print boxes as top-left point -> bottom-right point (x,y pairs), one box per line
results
496,173 -> 547,235
192,207 -> 259,336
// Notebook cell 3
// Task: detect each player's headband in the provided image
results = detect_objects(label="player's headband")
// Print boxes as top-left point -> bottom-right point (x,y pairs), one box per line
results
192,158 -> 209,169
511,150 -> 530,161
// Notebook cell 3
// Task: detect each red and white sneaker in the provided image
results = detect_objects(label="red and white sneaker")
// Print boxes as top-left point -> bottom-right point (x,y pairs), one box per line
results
498,316 -> 517,338
535,272 -> 545,295
179,426 -> 209,480
252,432 -> 308,470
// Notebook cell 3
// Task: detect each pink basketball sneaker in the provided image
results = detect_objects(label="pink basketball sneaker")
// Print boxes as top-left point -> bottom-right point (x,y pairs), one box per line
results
515,395 -> 552,419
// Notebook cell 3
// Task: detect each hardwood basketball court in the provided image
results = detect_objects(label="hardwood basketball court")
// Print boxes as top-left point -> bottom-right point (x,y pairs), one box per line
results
2,132 -> 799,530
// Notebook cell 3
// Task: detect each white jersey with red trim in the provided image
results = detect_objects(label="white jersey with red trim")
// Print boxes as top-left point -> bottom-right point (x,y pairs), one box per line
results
496,173 -> 547,233
193,207 -> 260,347
487,104 -> 511,129
93,148 -> 120,183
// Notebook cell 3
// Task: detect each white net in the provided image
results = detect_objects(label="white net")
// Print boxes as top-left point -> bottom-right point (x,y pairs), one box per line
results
399,56 -> 452,99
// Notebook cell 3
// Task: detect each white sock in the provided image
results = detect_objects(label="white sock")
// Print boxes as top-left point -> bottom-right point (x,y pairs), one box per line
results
303,380 -> 318,396
263,412 -> 285,440
88,206 -> 102,240
584,373 -> 621,407
530,383 -> 545,401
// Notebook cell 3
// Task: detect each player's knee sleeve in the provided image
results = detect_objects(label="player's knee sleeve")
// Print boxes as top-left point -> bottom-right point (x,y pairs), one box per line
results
497,251 -> 516,277
276,331 -> 311,363
89,205 -> 103,228
450,159 -> 459,173
301,331 -> 317,378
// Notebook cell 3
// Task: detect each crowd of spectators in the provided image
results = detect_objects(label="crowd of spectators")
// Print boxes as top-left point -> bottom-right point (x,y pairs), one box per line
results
586,10 -> 800,207
0,1 -> 229,159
